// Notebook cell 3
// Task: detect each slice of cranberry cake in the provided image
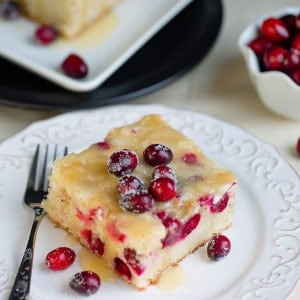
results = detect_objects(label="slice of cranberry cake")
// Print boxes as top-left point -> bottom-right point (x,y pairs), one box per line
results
43,114 -> 237,290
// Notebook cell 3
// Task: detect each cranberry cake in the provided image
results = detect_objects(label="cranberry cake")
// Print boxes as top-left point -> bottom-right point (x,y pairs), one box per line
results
43,114 -> 237,290
17,0 -> 119,38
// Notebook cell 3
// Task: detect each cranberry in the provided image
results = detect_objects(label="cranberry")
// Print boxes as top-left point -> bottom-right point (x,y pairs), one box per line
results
263,46 -> 287,70
69,271 -> 100,295
97,141 -> 110,150
114,257 -> 132,280
152,165 -> 176,181
280,14 -> 296,34
119,189 -> 154,213
296,14 -> 300,30
80,229 -> 105,256
260,17 -> 289,42
207,235 -> 231,261
61,53 -> 88,79
143,144 -> 173,166
181,152 -> 198,165
181,213 -> 201,239
106,222 -> 126,243
117,175 -> 143,196
199,192 -> 229,213
45,247 -> 76,270
283,49 -> 300,71
247,37 -> 274,57
149,177 -> 176,202
108,149 -> 138,176
296,137 -> 300,156
291,34 -> 300,52
0,1 -> 21,20
124,248 -> 145,275
289,68 -> 300,85
35,25 -> 58,44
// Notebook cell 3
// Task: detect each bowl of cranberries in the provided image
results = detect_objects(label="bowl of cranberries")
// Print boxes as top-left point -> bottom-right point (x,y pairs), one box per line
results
238,7 -> 300,120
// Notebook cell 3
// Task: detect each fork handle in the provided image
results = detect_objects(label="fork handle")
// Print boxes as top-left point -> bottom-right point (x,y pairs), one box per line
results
9,207 -> 45,300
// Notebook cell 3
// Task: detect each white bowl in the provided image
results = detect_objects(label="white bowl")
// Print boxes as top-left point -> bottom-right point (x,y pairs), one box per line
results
238,7 -> 300,120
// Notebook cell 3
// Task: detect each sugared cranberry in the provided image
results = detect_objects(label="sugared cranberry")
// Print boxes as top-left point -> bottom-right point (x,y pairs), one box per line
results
296,137 -> 300,156
283,49 -> 300,71
108,149 -> 138,177
45,247 -> 76,270
117,175 -> 143,196
119,189 -> 154,213
152,165 -> 176,181
35,25 -> 58,44
114,257 -> 132,280
149,177 -> 176,202
143,144 -> 173,166
247,37 -> 274,57
207,235 -> 231,261
124,248 -> 145,276
0,1 -> 21,20
263,46 -> 287,70
289,68 -> 300,85
69,271 -> 100,295
261,17 -> 290,42
61,53 -> 88,79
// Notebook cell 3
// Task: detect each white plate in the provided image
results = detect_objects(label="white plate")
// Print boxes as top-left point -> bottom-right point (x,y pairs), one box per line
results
0,104 -> 299,300
0,0 -> 192,92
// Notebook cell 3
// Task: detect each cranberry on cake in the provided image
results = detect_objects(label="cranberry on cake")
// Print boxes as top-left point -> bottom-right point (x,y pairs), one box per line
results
42,114 -> 237,290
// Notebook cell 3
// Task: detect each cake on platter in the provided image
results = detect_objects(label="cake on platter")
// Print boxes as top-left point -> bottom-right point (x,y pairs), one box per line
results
42,114 -> 237,290
16,0 -> 120,38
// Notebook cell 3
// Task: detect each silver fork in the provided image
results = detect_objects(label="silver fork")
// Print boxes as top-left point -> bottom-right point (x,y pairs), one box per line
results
9,144 -> 68,300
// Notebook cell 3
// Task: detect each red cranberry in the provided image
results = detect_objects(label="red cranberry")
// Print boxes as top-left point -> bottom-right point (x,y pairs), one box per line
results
280,14 -> 296,34
108,149 -> 138,177
124,248 -> 145,276
181,152 -> 198,165
143,144 -> 173,166
289,68 -> 300,85
69,271 -> 100,295
35,25 -> 58,44
283,49 -> 300,71
61,53 -> 88,79
152,165 -> 176,181
80,229 -> 105,256
207,235 -> 231,261
119,189 -> 154,213
199,192 -> 229,213
45,247 -> 76,270
97,141 -> 110,150
260,17 -> 289,42
114,257 -> 132,280
263,46 -> 287,70
291,34 -> 300,52
117,175 -> 143,196
247,37 -> 274,57
149,177 -> 176,202
296,137 -> 300,156
296,14 -> 300,30
0,1 -> 21,20
181,213 -> 201,239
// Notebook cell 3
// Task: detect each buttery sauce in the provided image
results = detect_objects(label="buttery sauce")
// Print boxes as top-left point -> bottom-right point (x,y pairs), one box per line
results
155,265 -> 186,292
77,247 -> 118,282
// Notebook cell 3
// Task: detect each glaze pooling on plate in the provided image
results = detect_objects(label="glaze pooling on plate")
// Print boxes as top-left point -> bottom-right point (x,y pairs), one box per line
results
0,104 -> 299,299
